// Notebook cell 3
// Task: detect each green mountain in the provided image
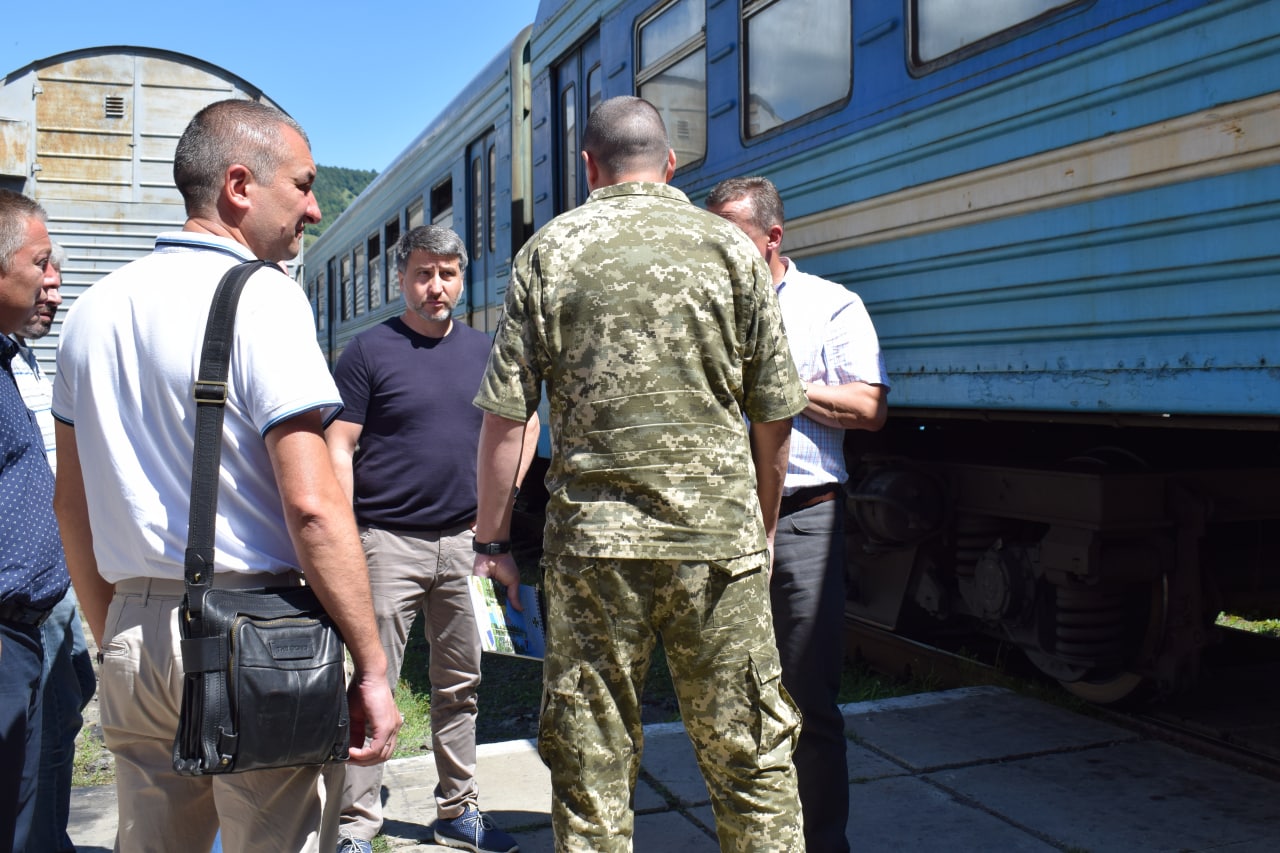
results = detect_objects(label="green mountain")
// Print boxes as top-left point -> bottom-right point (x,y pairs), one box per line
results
305,164 -> 377,242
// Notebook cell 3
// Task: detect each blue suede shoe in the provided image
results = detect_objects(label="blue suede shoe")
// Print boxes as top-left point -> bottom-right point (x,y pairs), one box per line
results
336,833 -> 373,853
433,804 -> 518,853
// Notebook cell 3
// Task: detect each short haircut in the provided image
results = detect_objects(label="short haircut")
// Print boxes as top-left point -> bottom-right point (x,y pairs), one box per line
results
173,99 -> 309,215
706,176 -> 785,234
49,240 -> 67,271
581,96 -> 670,176
393,224 -> 469,276
0,189 -> 47,275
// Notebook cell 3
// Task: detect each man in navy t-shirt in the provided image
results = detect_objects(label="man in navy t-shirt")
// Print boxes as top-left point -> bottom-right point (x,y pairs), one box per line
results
328,225 -> 536,853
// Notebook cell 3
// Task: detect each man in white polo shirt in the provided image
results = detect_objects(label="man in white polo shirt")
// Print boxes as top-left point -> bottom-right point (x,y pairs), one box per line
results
52,99 -> 400,853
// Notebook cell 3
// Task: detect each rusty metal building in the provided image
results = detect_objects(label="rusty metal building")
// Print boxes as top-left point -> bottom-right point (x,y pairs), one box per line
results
0,46 -> 286,375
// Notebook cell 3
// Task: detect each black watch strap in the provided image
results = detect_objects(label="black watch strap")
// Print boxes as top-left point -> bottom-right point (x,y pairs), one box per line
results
472,539 -> 511,555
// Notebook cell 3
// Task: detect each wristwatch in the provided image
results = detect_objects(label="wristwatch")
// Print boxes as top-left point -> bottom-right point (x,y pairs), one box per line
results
472,539 -> 511,555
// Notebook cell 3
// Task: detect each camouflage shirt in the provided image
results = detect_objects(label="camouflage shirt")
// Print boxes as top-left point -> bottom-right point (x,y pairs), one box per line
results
475,181 -> 806,559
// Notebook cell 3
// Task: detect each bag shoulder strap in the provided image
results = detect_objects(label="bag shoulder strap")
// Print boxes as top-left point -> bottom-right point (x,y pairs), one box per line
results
184,260 -> 275,618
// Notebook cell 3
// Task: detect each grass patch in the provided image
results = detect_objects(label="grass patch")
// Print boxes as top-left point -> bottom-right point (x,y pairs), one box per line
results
837,659 -> 932,704
72,725 -> 113,788
1216,611 -> 1280,638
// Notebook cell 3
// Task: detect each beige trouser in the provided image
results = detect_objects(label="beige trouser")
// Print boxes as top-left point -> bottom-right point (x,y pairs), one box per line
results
99,575 -> 339,853
339,524 -> 482,841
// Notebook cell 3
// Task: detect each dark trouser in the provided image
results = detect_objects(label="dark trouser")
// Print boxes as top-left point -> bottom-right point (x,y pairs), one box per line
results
34,588 -> 95,853
772,498 -> 851,853
0,619 -> 44,853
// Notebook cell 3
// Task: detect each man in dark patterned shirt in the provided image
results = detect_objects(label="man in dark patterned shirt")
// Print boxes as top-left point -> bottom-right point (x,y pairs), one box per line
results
0,188 -> 69,853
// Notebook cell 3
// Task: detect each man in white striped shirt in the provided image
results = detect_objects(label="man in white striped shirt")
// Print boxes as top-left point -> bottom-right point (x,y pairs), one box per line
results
709,176 -> 889,853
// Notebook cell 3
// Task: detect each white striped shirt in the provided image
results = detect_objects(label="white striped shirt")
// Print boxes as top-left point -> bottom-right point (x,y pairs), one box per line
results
775,260 -> 888,494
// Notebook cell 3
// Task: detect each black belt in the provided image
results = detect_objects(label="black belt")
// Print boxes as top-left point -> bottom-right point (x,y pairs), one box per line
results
779,485 -> 838,517
0,597 -> 53,627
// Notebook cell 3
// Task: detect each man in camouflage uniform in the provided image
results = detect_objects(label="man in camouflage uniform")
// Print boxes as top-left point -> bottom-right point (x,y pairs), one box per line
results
472,96 -> 807,852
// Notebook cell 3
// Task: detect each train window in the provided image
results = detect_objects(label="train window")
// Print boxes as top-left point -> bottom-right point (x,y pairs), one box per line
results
636,0 -> 707,167
368,233 -> 382,310
385,217 -> 401,299
407,198 -> 425,230
430,180 -> 453,229
340,255 -> 353,322
743,0 -> 851,138
488,144 -> 496,255
912,0 -> 1082,65
561,84 -> 578,210
306,276 -> 317,326
316,269 -> 327,332
587,64 -> 603,117
353,244 -> 367,316
472,156 -> 485,266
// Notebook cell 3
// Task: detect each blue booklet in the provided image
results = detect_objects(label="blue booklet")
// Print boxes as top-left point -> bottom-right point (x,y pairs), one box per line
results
467,576 -> 547,660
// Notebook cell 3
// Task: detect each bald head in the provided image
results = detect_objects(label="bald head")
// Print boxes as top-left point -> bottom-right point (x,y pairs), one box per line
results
582,96 -> 675,187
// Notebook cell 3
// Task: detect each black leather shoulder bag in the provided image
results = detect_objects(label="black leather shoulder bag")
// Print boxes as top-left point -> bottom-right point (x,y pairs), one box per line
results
172,260 -> 350,775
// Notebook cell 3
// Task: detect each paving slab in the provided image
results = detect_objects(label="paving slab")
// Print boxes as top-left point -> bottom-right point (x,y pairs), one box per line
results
930,738 -> 1280,852
636,721 -> 711,808
848,774 -> 1060,851
846,685 -> 1138,770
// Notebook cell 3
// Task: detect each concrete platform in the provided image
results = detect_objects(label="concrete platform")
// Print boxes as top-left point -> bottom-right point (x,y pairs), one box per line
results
69,686 -> 1280,851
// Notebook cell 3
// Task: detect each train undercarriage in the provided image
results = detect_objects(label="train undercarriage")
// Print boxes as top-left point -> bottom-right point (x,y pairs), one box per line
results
844,416 -> 1280,704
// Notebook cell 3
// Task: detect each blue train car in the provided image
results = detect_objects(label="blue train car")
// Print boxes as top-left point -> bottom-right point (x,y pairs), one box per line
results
312,0 -> 1279,701
526,0 -> 1279,701
303,27 -> 533,361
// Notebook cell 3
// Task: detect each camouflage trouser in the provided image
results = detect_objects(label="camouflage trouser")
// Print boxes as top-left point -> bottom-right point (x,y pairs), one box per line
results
539,552 -> 802,852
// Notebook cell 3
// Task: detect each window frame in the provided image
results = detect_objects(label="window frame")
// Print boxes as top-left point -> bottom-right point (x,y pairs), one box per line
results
634,0 -> 709,170
907,0 -> 1093,76
739,0 -> 854,144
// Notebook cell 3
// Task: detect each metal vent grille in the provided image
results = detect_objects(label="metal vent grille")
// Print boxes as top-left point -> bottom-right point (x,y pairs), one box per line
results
104,95 -> 125,118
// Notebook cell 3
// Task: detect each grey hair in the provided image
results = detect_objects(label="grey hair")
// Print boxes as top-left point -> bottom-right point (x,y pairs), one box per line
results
173,99 -> 310,215
581,96 -> 671,177
0,189 -> 47,275
393,224 -> 469,275
49,240 -> 67,271
706,176 -> 785,234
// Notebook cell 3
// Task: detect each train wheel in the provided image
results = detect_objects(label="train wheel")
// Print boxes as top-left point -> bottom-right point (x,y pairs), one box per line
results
1056,574 -> 1169,705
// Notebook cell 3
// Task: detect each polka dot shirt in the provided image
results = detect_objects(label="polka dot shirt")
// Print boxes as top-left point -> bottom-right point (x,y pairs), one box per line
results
0,336 -> 68,613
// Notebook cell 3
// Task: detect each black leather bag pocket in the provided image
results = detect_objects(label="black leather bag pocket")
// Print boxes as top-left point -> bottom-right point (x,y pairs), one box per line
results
174,586 -> 350,775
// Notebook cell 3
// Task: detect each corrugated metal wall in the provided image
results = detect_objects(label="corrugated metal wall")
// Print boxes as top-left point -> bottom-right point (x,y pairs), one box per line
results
1,47 -> 284,376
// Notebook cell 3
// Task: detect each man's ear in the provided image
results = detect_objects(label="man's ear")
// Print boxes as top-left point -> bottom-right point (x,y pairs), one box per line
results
224,163 -> 253,212
664,148 -> 676,182
582,150 -> 599,191
766,224 -> 784,254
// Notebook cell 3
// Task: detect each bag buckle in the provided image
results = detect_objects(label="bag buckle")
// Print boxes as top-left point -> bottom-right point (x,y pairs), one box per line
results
192,380 -> 227,405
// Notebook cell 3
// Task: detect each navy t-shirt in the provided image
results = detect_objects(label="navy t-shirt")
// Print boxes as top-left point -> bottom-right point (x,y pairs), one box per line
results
333,317 -> 492,530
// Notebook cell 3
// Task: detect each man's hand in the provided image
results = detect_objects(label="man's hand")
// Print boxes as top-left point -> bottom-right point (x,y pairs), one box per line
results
344,672 -> 401,766
473,553 -> 523,611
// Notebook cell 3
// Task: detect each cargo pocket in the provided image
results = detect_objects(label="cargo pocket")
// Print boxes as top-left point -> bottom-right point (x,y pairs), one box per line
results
538,658 -> 638,824
750,648 -> 801,762
538,662 -> 588,772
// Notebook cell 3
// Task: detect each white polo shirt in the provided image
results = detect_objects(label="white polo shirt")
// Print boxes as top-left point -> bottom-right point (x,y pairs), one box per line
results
52,232 -> 342,584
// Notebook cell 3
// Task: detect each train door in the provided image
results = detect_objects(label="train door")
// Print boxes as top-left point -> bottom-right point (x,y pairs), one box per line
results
551,34 -> 602,214
467,131 -> 502,332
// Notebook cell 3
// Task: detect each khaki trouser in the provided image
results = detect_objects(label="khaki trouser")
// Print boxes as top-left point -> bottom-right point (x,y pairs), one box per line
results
539,553 -> 803,853
339,524 -> 482,840
100,574 -> 338,853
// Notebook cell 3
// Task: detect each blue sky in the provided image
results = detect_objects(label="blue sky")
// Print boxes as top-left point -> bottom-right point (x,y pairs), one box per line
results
3,0 -> 540,172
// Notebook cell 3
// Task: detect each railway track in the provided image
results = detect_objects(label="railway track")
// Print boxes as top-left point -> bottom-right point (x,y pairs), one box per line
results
844,617 -> 1280,781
